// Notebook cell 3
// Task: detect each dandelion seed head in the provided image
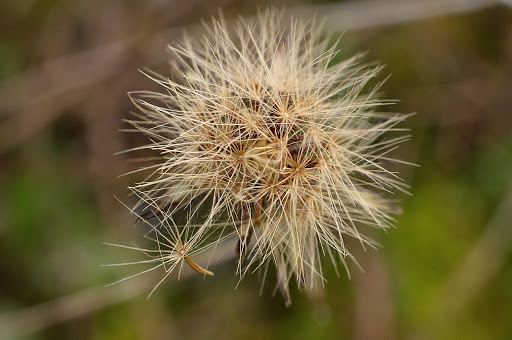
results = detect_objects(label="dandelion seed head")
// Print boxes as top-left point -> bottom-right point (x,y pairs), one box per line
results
121,8 -> 410,305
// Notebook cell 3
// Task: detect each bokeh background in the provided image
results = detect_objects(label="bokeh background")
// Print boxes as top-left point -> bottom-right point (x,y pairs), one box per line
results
1,0 -> 512,339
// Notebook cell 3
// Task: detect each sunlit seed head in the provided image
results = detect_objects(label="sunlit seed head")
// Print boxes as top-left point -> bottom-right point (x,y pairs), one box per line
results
118,8 -> 411,305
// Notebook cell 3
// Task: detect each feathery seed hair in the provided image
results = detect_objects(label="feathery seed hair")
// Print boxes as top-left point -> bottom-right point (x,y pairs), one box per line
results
118,8 -> 410,306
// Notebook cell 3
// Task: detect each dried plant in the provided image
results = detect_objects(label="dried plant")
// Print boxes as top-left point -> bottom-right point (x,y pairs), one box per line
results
115,8 -> 410,306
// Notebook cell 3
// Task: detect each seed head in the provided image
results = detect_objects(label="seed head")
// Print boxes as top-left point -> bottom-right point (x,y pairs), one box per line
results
121,8 -> 409,305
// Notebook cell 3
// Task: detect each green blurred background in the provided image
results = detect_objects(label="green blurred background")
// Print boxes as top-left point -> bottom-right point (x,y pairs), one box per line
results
1,0 -> 512,339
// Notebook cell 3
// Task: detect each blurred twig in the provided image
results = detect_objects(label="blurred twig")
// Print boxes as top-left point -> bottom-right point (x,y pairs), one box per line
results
0,31 -> 174,151
1,0 -> 509,151
441,182 -> 512,316
0,241 -> 235,338
413,182 -> 512,337
0,275 -> 150,338
291,0 -> 505,31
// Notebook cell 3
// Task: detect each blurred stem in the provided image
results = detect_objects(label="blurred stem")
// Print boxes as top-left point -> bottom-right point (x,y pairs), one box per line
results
291,0 -> 507,31
415,181 -> 512,337
1,0 -> 509,151
0,242 -> 234,338
354,252 -> 393,340
0,275 -> 151,338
